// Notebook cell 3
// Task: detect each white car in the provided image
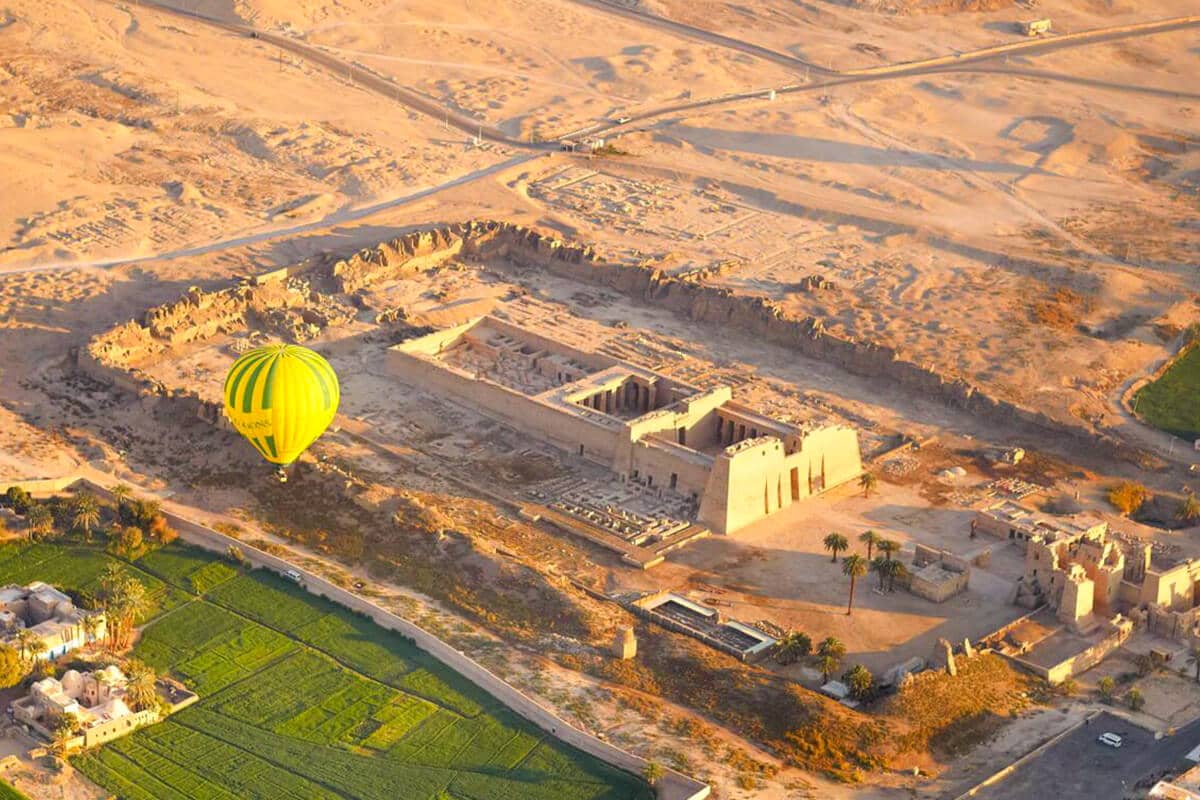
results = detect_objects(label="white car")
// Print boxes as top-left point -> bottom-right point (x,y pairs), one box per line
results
1098,732 -> 1123,748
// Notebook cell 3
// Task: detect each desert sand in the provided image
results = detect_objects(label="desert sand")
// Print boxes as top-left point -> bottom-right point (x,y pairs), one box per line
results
2,0 -> 1199,796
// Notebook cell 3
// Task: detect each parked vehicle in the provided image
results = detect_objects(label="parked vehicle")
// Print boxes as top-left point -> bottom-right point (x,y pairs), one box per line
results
1098,732 -> 1123,748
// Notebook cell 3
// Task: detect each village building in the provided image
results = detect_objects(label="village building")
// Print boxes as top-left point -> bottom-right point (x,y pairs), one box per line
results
11,666 -> 157,750
0,582 -> 104,660
388,316 -> 863,534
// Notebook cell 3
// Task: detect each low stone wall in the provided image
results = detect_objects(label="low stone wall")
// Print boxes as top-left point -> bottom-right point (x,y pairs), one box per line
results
67,478 -> 710,800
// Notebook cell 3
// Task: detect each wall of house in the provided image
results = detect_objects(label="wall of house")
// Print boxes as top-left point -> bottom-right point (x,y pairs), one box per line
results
81,709 -> 159,749
908,569 -> 970,603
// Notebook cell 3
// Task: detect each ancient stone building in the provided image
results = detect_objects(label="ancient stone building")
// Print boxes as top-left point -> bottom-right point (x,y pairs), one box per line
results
388,316 -> 863,534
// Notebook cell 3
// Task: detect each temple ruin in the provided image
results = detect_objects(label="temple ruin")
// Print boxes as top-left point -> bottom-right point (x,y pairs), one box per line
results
387,316 -> 863,534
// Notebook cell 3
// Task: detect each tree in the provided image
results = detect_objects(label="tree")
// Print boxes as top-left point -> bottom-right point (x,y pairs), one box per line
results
100,565 -> 147,652
71,493 -> 101,543
823,532 -> 849,563
872,555 -> 888,590
1108,481 -> 1148,516
1178,494 -> 1200,525
818,636 -> 846,661
843,664 -> 874,700
878,539 -> 900,560
115,525 -> 144,559
774,631 -> 812,665
1097,676 -> 1115,703
3,486 -> 31,515
0,645 -> 23,688
124,660 -> 158,712
1057,678 -> 1078,697
148,515 -> 177,543
842,555 -> 868,615
13,629 -> 36,661
25,637 -> 46,663
859,472 -> 878,499
109,484 -> 132,507
81,613 -> 101,646
226,545 -> 245,565
1127,687 -> 1145,712
26,504 -> 54,540
49,715 -> 77,756
858,530 -> 880,562
642,761 -> 664,786
883,559 -> 908,593
817,654 -> 840,683
1187,644 -> 1200,683
1134,652 -> 1164,677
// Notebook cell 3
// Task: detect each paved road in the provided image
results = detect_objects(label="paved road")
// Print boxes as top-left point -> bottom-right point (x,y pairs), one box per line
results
976,712 -> 1200,800
568,0 -> 1198,80
133,0 -> 550,149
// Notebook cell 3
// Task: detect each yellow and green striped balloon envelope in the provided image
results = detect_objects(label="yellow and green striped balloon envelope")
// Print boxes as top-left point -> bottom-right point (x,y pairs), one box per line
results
223,344 -> 340,466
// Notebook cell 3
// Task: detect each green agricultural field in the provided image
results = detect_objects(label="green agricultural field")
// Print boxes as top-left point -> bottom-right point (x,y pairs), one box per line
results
0,542 -> 651,800
0,781 -> 31,800
1134,345 -> 1200,440
0,544 -> 187,623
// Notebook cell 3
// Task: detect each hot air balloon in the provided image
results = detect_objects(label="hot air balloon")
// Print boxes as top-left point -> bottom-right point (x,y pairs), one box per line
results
223,344 -> 340,480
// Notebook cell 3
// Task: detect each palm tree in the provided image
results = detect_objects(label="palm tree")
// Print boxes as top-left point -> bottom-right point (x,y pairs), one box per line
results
1178,494 -> 1200,525
878,539 -> 900,560
823,532 -> 849,563
1097,676 -> 1115,703
884,559 -> 908,593
843,664 -> 874,700
818,636 -> 846,661
25,638 -> 46,663
1187,644 -> 1200,683
26,505 -> 53,540
72,493 -> 101,543
858,472 -> 878,499
102,575 -> 148,651
642,761 -> 664,786
817,654 -> 840,683
842,555 -> 868,615
110,484 -> 132,507
49,716 -> 76,756
774,631 -> 813,665
859,530 -> 880,563
13,629 -> 36,660
124,661 -> 158,712
81,614 -> 101,645
872,555 -> 888,590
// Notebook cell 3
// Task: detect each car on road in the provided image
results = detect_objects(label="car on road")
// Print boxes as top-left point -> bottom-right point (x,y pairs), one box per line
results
283,569 -> 303,584
614,116 -> 631,124
1098,732 -> 1123,748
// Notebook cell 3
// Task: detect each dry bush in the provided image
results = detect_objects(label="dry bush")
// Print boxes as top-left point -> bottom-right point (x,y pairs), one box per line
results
1108,481 -> 1149,515
1031,288 -> 1090,331
882,653 -> 1035,757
